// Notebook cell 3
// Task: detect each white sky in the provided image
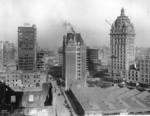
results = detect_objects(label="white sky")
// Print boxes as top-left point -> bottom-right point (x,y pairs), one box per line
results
0,0 -> 150,48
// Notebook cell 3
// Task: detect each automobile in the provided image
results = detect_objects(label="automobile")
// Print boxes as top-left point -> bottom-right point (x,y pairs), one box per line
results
118,82 -> 126,87
57,80 -> 61,86
146,88 -> 150,91
136,86 -> 146,91
1,110 -> 10,116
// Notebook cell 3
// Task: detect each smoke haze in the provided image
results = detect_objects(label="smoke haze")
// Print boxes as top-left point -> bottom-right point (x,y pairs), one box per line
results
0,0 -> 150,49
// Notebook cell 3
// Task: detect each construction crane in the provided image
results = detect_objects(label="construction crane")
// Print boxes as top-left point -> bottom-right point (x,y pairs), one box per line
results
105,20 -> 112,26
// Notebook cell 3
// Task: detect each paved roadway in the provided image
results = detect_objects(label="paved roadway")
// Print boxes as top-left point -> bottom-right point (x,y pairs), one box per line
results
52,80 -> 72,116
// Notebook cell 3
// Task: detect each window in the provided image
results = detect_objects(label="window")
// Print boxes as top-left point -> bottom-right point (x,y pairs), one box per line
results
77,48 -> 80,51
77,53 -> 80,55
11,95 -> 16,103
78,78 -> 81,80
77,63 -> 81,66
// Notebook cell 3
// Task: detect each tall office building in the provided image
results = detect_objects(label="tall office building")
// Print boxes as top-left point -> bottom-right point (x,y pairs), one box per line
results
58,47 -> 63,66
0,42 -> 3,72
18,24 -> 37,72
36,50 -> 45,71
110,8 -> 135,79
87,47 -> 99,75
99,46 -> 110,66
0,41 -> 15,72
63,32 -> 87,90
3,41 -> 15,66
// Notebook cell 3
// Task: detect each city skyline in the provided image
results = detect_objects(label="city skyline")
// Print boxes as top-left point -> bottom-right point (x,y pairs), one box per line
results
1,2 -> 150,115
0,0 -> 150,49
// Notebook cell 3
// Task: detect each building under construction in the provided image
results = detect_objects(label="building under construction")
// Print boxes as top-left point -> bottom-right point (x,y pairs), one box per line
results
18,24 -> 37,72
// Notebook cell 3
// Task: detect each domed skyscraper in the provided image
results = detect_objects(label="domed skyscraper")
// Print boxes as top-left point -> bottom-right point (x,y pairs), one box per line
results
110,8 -> 135,79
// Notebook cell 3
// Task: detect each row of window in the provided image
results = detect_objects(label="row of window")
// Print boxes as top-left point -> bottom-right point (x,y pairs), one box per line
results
129,71 -> 138,75
141,78 -> 149,82
24,79 -> 40,83
7,75 -> 18,78
111,38 -> 126,44
112,66 -> 126,70
129,74 -> 138,77
141,74 -> 150,78
7,79 -> 19,82
140,64 -> 150,68
112,62 -> 126,65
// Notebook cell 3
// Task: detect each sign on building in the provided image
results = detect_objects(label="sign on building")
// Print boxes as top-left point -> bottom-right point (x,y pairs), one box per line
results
29,94 -> 34,102
11,95 -> 16,103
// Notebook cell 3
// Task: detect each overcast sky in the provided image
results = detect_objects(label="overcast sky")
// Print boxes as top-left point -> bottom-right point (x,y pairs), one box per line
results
0,0 -> 150,49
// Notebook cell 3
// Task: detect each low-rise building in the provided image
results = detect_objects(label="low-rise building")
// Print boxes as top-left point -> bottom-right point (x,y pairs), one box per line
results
67,86 -> 150,116
5,72 -> 22,87
3,72 -> 46,89
139,56 -> 150,84
127,64 -> 140,83
22,73 -> 41,87
127,56 -> 150,85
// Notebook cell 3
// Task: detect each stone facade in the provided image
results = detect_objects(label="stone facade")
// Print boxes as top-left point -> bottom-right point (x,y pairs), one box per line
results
63,32 -> 87,90
110,8 -> 135,79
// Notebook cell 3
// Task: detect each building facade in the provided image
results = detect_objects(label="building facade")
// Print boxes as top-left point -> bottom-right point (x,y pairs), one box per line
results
36,50 -> 45,71
126,56 -> 150,85
127,64 -> 140,83
87,47 -> 99,75
0,42 -> 3,72
22,73 -> 41,87
3,41 -> 15,66
110,8 -> 135,79
139,56 -> 150,84
58,47 -> 63,66
18,24 -> 37,72
5,73 -> 22,87
0,41 -> 15,72
63,32 -> 87,90
99,46 -> 110,66
4,72 -> 44,88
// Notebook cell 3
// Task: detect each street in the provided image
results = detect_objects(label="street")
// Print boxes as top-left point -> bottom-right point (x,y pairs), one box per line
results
52,80 -> 74,116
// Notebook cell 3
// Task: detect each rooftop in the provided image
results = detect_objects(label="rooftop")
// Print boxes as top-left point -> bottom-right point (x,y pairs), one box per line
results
71,86 -> 150,114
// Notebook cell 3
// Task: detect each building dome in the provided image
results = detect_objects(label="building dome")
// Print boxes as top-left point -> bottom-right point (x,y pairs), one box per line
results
111,8 -> 135,34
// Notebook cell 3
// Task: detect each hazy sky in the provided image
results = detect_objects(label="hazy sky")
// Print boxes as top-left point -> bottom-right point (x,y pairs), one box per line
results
0,0 -> 150,49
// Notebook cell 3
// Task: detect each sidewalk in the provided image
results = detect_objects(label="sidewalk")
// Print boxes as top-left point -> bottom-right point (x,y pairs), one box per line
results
60,87 -> 77,116
52,81 -> 70,116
